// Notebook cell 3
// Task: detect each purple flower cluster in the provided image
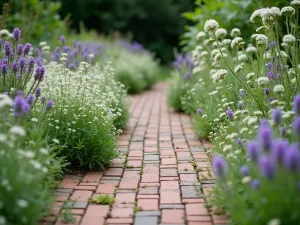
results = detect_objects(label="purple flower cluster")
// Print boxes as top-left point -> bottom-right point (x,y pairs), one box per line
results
242,96 -> 300,191
172,54 -> 194,79
226,108 -> 234,119
13,95 -> 30,118
213,155 -> 227,179
0,28 -> 43,98
120,40 -> 145,53
37,36 -> 102,70
265,59 -> 284,81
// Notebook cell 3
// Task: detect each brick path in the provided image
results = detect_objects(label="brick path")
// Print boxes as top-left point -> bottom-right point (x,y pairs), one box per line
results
44,83 -> 229,225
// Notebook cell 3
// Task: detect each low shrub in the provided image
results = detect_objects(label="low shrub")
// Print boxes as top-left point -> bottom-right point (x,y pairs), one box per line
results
0,94 -> 63,225
111,41 -> 160,94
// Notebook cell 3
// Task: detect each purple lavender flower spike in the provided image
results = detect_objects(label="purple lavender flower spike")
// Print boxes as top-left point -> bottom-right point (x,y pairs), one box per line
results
12,62 -> 19,73
13,95 -> 30,117
240,89 -> 245,97
237,101 -> 243,110
247,141 -> 260,162
258,120 -> 272,152
268,71 -> 275,79
183,72 -> 191,80
272,108 -> 282,125
83,53 -> 89,62
27,94 -> 35,106
41,96 -> 46,104
2,58 -> 7,65
28,57 -> 35,71
293,95 -> 300,115
63,46 -> 70,53
60,35 -> 65,45
4,41 -> 11,57
264,88 -> 270,96
34,66 -> 45,82
293,116 -> 300,137
1,64 -> 8,75
19,58 -> 26,71
259,155 -> 276,179
16,90 -> 23,96
3,92 -> 8,95
237,137 -> 243,147
251,179 -> 260,189
17,44 -> 23,55
23,43 -> 31,55
226,108 -> 234,119
280,126 -> 287,137
46,100 -> 54,110
35,88 -> 41,98
272,139 -> 289,164
240,165 -> 249,176
13,28 -> 21,41
212,156 -> 227,179
16,74 -> 20,79
284,144 -> 300,172
266,62 -> 272,71
197,108 -> 202,115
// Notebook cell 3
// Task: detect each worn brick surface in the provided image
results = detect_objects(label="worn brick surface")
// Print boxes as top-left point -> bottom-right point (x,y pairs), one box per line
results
47,83 -> 228,225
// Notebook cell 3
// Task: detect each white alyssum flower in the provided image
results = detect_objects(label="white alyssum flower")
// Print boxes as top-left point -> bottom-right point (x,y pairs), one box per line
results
246,72 -> 255,79
273,85 -> 285,93
267,218 -> 281,225
204,19 -> 219,32
250,9 -> 264,23
9,126 -> 26,136
246,46 -> 257,53
223,145 -> 232,152
215,28 -> 227,39
222,39 -> 231,45
230,28 -> 241,37
281,6 -> 295,16
234,64 -> 243,73
212,69 -> 228,82
0,94 -> 13,109
40,148 -> 49,154
39,41 -> 47,47
291,0 -> 300,8
242,176 -> 252,184
0,29 -> 10,37
17,199 -> 28,208
0,216 -> 6,225
255,34 -> 268,47
238,54 -> 248,62
282,34 -> 296,43
231,37 -> 244,48
196,31 -> 206,40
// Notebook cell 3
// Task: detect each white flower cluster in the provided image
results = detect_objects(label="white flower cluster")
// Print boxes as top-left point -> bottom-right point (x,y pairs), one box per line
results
231,37 -> 244,49
212,69 -> 228,82
282,34 -> 296,44
215,28 -> 227,39
204,19 -> 219,33
281,6 -> 295,16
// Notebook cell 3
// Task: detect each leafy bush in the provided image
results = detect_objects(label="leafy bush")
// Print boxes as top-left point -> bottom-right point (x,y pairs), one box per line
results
59,0 -> 195,63
1,0 -> 66,44
111,42 -> 160,94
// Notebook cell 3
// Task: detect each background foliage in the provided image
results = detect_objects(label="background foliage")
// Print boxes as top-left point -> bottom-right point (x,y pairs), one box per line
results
59,0 -> 195,63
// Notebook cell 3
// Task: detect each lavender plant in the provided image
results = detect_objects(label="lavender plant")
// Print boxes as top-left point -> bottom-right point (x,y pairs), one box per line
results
0,28 -> 43,98
167,53 -> 194,112
212,96 -> 300,224
0,94 -> 63,225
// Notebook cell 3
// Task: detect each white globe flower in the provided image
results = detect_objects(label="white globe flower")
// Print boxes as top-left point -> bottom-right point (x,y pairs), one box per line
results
282,34 -> 296,44
273,85 -> 285,93
230,28 -> 241,37
231,37 -> 244,49
215,28 -> 227,39
281,6 -> 295,16
212,69 -> 228,82
204,19 -> 219,33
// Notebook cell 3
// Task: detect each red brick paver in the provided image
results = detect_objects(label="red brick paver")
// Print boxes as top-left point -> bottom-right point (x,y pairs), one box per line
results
42,83 -> 228,225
